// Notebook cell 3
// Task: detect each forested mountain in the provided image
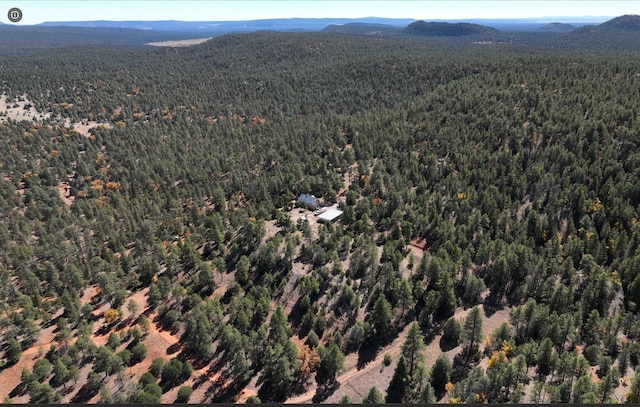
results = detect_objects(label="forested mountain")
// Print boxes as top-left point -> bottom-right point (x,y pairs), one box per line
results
574,14 -> 640,34
403,20 -> 498,36
537,23 -> 575,32
0,25 -> 194,56
1,20 -> 640,404
596,14 -> 640,31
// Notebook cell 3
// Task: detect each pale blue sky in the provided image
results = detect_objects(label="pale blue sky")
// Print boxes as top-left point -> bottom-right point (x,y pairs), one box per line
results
3,1 -> 638,25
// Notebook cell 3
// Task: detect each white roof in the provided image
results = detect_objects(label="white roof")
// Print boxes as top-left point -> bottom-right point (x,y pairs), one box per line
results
317,208 -> 343,223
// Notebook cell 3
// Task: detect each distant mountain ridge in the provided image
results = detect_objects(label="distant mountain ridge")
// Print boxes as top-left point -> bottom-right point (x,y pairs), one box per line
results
575,14 -> 640,33
597,14 -> 640,31
537,22 -> 575,32
2,14 -> 638,53
403,20 -> 498,36
32,16 -> 610,34
37,18 -> 415,33
323,22 -> 401,35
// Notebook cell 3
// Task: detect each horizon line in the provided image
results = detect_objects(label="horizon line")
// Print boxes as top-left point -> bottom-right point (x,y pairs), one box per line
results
15,15 -> 622,25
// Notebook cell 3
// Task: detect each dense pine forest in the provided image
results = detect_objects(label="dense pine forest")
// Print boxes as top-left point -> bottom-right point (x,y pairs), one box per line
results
2,17 -> 640,403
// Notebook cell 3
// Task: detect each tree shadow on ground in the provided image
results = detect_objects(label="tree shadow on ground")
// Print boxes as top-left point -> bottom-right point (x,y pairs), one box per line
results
114,317 -> 135,331
207,376 -> 244,403
58,384 -> 75,397
188,354 -> 211,371
256,380 -> 290,403
287,299 -> 306,337
0,357 -> 19,373
166,343 -> 181,355
312,380 -> 340,403
482,292 -> 505,317
207,353 -> 229,377
9,382 -> 28,398
220,287 -> 236,305
71,382 -> 100,403
357,341 -> 379,370
357,330 -> 397,370
192,373 -> 209,390
43,314 -> 62,330
439,336 -> 459,352
95,323 -> 114,337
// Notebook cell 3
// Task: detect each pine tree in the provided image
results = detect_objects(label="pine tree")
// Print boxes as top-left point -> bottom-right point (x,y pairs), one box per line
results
369,294 -> 393,339
4,338 -> 22,365
402,323 -> 426,378
259,340 -> 299,401
386,355 -> 408,402
182,304 -> 214,359
398,278 -> 413,318
268,306 -> 290,345
420,381 -> 437,403
537,337 -> 555,377
573,373 -> 596,403
430,353 -> 452,396
462,305 -> 483,364
362,386 -> 384,403
316,343 -> 345,386
231,349 -> 253,384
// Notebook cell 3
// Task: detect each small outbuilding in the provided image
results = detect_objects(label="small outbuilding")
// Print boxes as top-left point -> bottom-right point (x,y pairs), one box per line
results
317,208 -> 343,223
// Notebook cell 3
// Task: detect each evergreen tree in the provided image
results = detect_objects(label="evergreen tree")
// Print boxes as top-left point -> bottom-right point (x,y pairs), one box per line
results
259,341 -> 299,401
430,353 -> 452,397
316,343 -> 345,386
462,305 -> 483,364
537,337 -> 555,377
386,355 -> 408,403
362,386 -> 384,403
268,306 -> 290,345
420,381 -> 437,403
231,349 -> 253,384
175,386 -> 193,403
402,323 -> 426,377
50,359 -> 70,388
573,373 -> 597,403
182,304 -> 215,359
4,338 -> 22,365
28,382 -> 62,403
369,294 -> 393,339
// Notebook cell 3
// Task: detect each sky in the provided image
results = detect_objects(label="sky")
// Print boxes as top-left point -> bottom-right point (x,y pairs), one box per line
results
2,1 -> 638,25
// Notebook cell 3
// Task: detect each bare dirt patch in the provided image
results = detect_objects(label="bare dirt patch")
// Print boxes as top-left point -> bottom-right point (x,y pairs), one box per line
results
290,207 -> 320,236
262,219 -> 281,244
63,118 -> 112,138
0,94 -> 48,122
54,182 -> 74,206
0,317 -> 59,403
0,94 -> 111,137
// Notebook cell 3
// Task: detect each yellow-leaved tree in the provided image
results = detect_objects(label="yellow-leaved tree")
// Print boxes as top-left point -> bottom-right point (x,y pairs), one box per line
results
104,308 -> 119,324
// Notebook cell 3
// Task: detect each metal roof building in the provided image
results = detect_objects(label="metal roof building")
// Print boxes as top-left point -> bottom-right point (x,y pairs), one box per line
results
317,208 -> 343,223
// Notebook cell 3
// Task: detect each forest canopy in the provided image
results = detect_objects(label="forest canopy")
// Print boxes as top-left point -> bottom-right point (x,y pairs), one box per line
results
1,26 -> 640,403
